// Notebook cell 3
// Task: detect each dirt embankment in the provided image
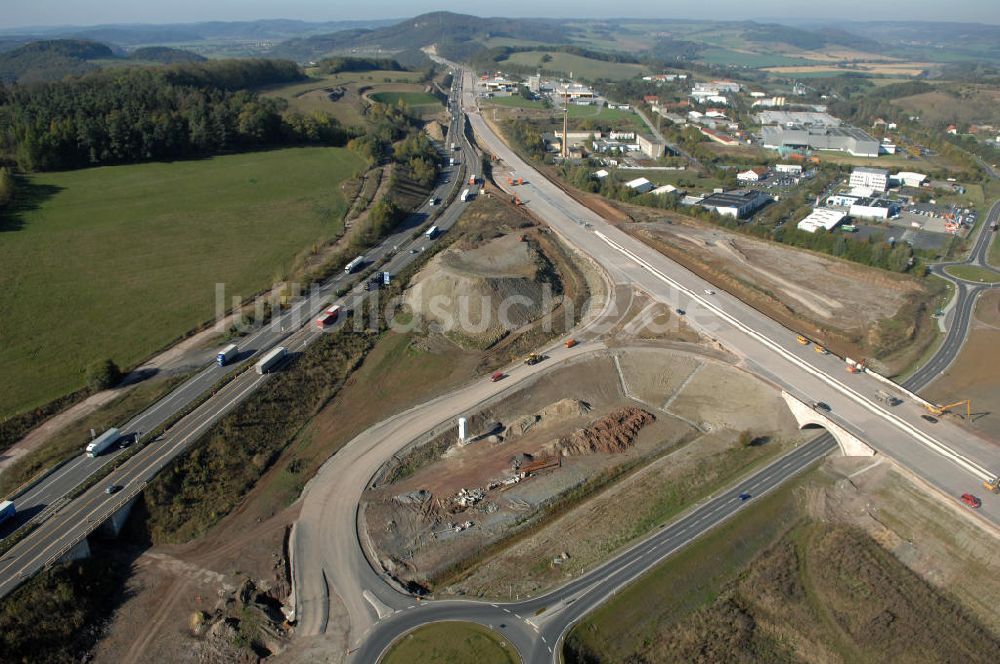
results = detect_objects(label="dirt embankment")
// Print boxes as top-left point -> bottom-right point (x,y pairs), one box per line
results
404,231 -> 560,349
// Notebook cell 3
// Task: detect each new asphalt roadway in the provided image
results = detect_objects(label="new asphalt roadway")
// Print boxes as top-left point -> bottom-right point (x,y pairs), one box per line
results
288,64 -> 1000,663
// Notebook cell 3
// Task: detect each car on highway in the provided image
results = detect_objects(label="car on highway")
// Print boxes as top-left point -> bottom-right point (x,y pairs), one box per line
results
960,493 -> 981,508
104,484 -> 121,495
704,289 -> 715,295
676,308 -> 685,315
738,492 -> 752,501
921,414 -> 938,423
490,371 -> 506,382
812,401 -> 831,412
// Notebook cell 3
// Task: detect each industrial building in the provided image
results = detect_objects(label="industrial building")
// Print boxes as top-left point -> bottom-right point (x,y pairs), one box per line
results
826,193 -> 864,207
637,135 -> 666,159
626,177 -> 655,194
737,167 -> 769,183
761,125 -> 880,158
756,110 -> 840,127
652,184 -> 682,196
849,197 -> 899,220
849,167 -> 890,192
775,164 -> 803,175
699,189 -> 771,218
797,208 -> 846,233
892,171 -> 927,188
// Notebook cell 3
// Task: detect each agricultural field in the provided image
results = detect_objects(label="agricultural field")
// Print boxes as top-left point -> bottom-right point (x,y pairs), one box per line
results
698,47 -> 817,68
765,61 -> 932,76
259,69 -> 426,126
0,147 -> 364,420
503,51 -> 647,81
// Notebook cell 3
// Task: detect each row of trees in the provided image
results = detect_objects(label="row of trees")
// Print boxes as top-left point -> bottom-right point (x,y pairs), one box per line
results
0,59 -> 349,171
0,167 -> 13,210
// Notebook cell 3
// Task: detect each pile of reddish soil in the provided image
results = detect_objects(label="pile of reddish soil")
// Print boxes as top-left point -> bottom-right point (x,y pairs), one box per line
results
559,407 -> 655,455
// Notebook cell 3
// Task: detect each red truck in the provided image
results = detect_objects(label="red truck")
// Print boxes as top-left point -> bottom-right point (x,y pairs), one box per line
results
315,305 -> 342,329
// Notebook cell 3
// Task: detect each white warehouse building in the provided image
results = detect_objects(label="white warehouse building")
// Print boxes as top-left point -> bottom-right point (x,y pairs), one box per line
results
849,167 -> 890,192
797,208 -> 845,233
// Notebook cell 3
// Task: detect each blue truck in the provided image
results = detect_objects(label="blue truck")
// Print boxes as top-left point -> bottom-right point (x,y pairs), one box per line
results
0,500 -> 15,527
217,344 -> 238,366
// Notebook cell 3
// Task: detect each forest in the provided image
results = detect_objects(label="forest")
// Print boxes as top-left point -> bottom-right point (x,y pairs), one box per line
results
0,59 -> 354,171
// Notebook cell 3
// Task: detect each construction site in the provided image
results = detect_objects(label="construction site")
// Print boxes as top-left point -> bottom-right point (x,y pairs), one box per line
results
360,346 -> 806,595
623,211 -> 938,372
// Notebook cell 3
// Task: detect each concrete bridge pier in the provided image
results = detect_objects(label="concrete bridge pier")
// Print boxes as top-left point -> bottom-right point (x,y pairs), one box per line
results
98,495 -> 140,538
57,538 -> 91,564
781,391 -> 876,457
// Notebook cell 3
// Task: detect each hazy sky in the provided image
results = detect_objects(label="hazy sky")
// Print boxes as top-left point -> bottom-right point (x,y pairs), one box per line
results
3,0 -> 999,29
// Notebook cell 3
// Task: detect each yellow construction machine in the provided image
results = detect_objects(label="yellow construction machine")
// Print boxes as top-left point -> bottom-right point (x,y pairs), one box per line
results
924,400 -> 971,419
984,476 -> 1000,494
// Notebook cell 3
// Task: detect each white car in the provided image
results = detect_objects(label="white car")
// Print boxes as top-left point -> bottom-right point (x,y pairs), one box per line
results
704,289 -> 715,295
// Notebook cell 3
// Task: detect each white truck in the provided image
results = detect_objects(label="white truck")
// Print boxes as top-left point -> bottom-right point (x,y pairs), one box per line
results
86,427 -> 121,457
461,188 -> 471,202
344,255 -> 365,274
216,344 -> 238,367
256,346 -> 287,374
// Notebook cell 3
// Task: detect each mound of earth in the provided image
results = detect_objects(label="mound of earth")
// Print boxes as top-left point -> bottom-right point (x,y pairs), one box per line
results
558,407 -> 655,455
504,398 -> 592,439
403,233 -> 559,349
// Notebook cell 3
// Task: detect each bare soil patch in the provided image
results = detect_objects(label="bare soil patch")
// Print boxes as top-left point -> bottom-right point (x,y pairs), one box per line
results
362,348 -> 804,595
627,216 -> 933,369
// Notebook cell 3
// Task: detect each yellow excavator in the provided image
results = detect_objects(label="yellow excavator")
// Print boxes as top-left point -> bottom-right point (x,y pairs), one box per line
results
984,477 -> 1000,494
924,400 -> 972,419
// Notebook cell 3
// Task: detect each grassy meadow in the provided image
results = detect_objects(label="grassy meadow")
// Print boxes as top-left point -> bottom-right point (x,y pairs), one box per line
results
0,147 -> 364,419
504,51 -> 647,81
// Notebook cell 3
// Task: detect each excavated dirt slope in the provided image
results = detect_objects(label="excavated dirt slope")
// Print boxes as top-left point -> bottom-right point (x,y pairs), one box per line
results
403,233 -> 558,349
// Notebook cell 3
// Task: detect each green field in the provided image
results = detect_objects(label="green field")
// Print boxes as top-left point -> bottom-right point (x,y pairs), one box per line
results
945,265 -> 1000,283
504,51 -> 647,81
698,47 -> 818,68
260,70 -> 425,126
0,147 -> 364,419
383,622 -> 521,664
484,95 -> 547,109
369,91 -> 441,107
562,104 -> 645,131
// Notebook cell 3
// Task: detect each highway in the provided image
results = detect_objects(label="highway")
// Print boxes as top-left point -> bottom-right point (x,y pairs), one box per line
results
0,75 -> 479,596
287,64 -> 1000,664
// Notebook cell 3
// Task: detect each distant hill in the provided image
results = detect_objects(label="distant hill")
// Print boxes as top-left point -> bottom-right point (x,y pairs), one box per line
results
0,19 -> 398,48
129,46 -> 206,64
270,11 -> 569,63
0,39 -> 114,83
740,23 -> 884,53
